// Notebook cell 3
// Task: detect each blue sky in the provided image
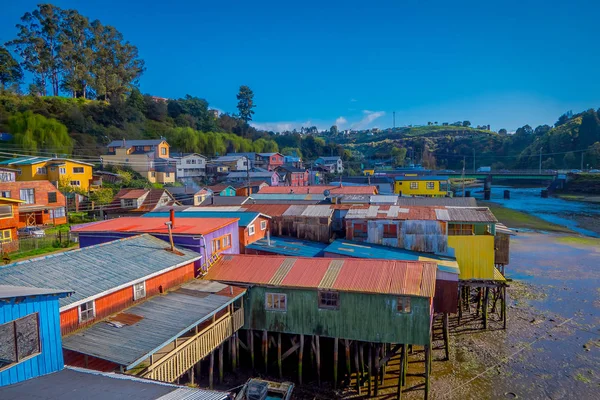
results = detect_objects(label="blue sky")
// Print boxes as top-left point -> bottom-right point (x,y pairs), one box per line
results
1,0 -> 599,132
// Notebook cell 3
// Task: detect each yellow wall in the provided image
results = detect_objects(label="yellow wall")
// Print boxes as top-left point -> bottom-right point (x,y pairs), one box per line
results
394,179 -> 448,197
156,142 -> 170,158
8,160 -> 93,191
363,169 -> 375,176
448,235 -> 496,280
156,171 -> 175,184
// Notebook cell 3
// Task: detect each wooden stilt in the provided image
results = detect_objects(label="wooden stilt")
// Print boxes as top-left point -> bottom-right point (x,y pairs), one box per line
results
483,287 -> 490,329
359,344 -> 365,388
381,344 -> 386,385
491,288 -> 500,313
249,329 -> 255,370
502,286 -> 507,330
218,344 -> 224,384
367,344 -> 372,396
333,337 -> 339,389
298,334 -> 304,385
345,339 -> 351,384
424,344 -> 431,400
189,368 -> 194,385
458,287 -> 463,325
374,344 -> 380,396
397,344 -> 405,400
354,341 -> 361,394
277,333 -> 282,378
315,335 -> 321,387
476,287 -> 482,317
402,343 -> 407,386
232,333 -> 237,371
236,332 -> 240,367
310,336 -> 315,370
194,360 -> 201,382
209,351 -> 214,390
443,313 -> 450,361
262,330 -> 268,373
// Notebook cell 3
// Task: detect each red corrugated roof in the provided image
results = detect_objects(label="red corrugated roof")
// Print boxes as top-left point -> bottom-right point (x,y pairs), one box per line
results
119,189 -> 148,199
206,255 -> 436,297
257,185 -> 378,195
240,204 -> 292,217
71,216 -> 238,235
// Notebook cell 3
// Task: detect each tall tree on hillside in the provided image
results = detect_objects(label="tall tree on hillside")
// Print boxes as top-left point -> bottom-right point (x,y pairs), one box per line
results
9,111 -> 73,154
9,4 -> 63,96
462,121 -> 471,127
59,9 -> 93,98
330,125 -> 338,136
236,85 -> 255,123
0,46 -> 23,91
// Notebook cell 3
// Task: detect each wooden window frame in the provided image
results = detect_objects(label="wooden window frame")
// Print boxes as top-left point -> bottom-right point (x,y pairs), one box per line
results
0,229 -> 12,243
133,281 -> 146,301
19,188 -> 35,205
0,313 -> 41,372
448,223 -> 474,236
0,190 -> 10,198
78,300 -> 96,324
397,296 -> 412,314
70,180 -> 81,187
36,167 -> 47,175
260,220 -> 267,231
123,199 -> 135,208
410,182 -> 419,190
48,192 -> 57,204
73,167 -> 85,174
426,182 -> 435,190
59,167 -> 66,175
248,224 -> 255,235
353,222 -> 367,238
318,291 -> 340,310
0,205 -> 13,219
265,293 -> 287,311
383,223 -> 397,238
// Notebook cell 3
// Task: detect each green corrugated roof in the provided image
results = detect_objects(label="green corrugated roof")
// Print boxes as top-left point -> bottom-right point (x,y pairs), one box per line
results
0,156 -> 51,165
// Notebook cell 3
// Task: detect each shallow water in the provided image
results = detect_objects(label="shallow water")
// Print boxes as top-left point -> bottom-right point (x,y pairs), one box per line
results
460,185 -> 600,237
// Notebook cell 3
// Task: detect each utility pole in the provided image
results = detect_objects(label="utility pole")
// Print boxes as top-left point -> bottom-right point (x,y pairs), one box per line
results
472,149 -> 476,172
462,156 -> 466,197
539,148 -> 542,173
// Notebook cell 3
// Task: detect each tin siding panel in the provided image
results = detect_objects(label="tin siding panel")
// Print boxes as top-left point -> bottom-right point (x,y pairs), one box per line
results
0,295 -> 64,386
448,235 -> 495,280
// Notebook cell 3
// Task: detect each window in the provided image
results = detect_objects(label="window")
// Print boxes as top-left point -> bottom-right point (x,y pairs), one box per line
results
410,182 -> 419,190
19,188 -> 35,204
16,169 -> 22,176
318,291 -> 340,310
1,190 -> 10,197
36,167 -> 47,175
426,182 -> 435,190
73,167 -> 84,174
265,293 -> 287,311
0,206 -> 13,219
50,208 -> 65,219
448,223 -> 474,236
353,222 -> 367,238
79,301 -> 95,323
70,180 -> 81,187
248,224 -> 255,235
397,296 -> 411,313
133,282 -> 146,300
0,313 -> 40,371
0,172 -> 15,182
166,172 -> 170,177
223,234 -> 231,248
151,171 -> 156,177
260,220 -> 267,230
161,147 -> 167,155
59,167 -> 66,175
48,192 -> 57,203
383,224 -> 398,238
123,199 -> 135,208
0,229 -> 12,243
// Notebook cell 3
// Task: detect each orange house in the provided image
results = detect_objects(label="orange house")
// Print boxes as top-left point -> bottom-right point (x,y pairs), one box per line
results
1,180 -> 67,228
0,197 -> 24,253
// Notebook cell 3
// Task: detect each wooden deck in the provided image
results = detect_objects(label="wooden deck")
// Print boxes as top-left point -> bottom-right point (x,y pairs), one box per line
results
141,305 -> 244,382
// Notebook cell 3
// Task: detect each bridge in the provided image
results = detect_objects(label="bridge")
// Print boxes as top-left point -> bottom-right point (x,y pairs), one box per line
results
442,170 -> 557,181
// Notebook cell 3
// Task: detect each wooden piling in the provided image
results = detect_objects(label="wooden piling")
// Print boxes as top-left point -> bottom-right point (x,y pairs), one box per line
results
381,344 -> 386,385
374,344 -> 380,396
359,344 -> 365,388
424,344 -> 431,400
188,368 -> 194,385
502,286 -> 507,330
218,344 -> 224,384
194,360 -> 201,382
236,333 -> 240,367
367,344 -> 372,396
262,330 -> 268,373
483,287 -> 490,329
209,350 -> 214,389
298,334 -> 304,385
354,342 -> 361,394
402,343 -> 407,386
476,287 -> 482,317
345,339 -> 351,384
249,329 -> 255,370
443,313 -> 450,361
333,337 -> 339,389
232,333 -> 237,371
457,288 -> 463,325
315,335 -> 321,387
397,344 -> 405,400
277,333 -> 282,378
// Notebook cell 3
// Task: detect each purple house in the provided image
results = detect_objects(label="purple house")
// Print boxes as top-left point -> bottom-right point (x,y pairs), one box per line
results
71,214 -> 240,273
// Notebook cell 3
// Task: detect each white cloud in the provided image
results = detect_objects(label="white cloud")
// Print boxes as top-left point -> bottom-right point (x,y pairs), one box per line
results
351,110 -> 386,129
350,98 -> 358,102
335,116 -> 347,127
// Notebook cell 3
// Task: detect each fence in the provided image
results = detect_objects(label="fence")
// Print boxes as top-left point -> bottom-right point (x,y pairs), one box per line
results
2,231 -> 77,262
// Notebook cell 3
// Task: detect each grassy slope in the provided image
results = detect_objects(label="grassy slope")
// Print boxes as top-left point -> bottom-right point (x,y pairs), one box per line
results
480,201 -> 573,233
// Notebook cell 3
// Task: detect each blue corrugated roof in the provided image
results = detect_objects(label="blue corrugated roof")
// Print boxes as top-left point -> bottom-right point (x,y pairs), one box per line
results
324,239 -> 459,274
0,234 -> 201,310
145,211 -> 262,227
246,236 -> 328,257
395,175 -> 449,181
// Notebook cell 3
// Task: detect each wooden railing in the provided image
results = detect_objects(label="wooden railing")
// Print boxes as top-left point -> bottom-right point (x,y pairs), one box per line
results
141,307 -> 244,382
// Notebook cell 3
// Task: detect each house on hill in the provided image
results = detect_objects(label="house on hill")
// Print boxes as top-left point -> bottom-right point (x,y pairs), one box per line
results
315,156 -> 343,174
104,188 -> 178,218
1,179 -> 67,228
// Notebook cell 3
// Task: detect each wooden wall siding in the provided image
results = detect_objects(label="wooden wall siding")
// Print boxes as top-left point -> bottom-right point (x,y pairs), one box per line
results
494,233 -> 510,265
244,287 -> 432,346
0,295 -> 64,386
62,349 -> 119,372
433,280 -> 458,314
142,306 -> 244,382
60,262 -> 195,335
279,216 -> 331,243
240,217 -> 269,252
448,235 -> 495,280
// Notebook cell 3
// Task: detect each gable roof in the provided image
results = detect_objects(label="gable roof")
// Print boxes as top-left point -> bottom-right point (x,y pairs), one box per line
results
145,211 -> 262,227
0,235 -> 201,310
107,139 -> 165,148
206,255 -> 437,298
73,216 -> 238,235
108,189 -> 177,213
257,185 -> 377,195
0,156 -> 94,167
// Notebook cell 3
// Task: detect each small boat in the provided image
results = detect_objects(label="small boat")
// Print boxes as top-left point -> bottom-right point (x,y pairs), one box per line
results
234,378 -> 294,400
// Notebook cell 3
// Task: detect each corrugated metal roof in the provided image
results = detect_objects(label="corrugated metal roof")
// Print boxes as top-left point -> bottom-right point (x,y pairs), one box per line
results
396,197 -> 477,207
240,204 -> 292,216
0,156 -> 51,165
257,185 -> 377,195
250,193 -> 326,201
0,367 -> 230,400
146,211 -> 264,227
444,207 -> 498,222
0,235 -> 201,310
395,176 -> 449,181
323,239 -> 459,275
344,205 -> 497,222
282,204 -> 333,218
62,284 -> 245,368
496,223 -> 516,235
0,285 -> 73,300
245,236 -> 328,257
72,216 -> 239,235
206,255 -> 436,298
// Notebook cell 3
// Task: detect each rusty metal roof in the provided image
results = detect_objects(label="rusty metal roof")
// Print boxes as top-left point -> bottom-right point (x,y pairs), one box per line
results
72,216 -> 239,235
344,205 -> 496,222
206,255 -> 436,298
257,185 -> 378,195
282,205 -> 333,218
443,207 -> 498,222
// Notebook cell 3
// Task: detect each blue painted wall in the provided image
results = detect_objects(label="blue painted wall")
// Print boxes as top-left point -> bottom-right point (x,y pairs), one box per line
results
0,295 -> 64,386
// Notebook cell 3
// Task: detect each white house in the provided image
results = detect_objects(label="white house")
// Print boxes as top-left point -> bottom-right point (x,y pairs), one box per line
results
214,155 -> 249,171
315,156 -> 344,174
174,153 -> 207,179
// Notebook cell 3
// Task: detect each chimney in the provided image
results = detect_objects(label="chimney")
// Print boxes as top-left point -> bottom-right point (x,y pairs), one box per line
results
170,208 -> 175,228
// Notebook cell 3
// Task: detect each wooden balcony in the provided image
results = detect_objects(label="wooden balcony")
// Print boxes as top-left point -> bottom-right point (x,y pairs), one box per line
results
141,305 -> 244,382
